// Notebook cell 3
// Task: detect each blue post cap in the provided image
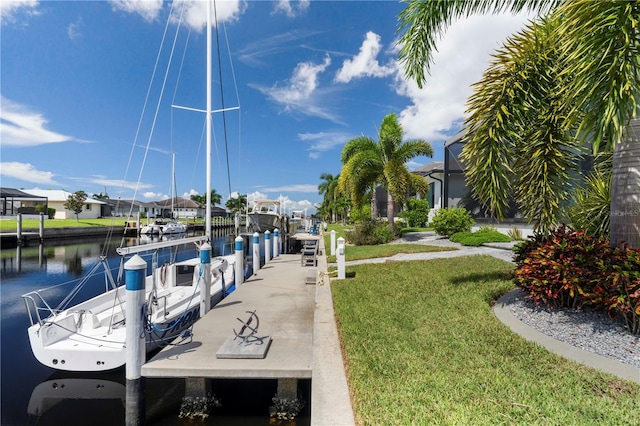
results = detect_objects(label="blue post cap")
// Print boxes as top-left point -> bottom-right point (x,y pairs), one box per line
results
235,235 -> 243,251
265,230 -> 271,239
274,228 -> 279,236
253,232 -> 259,244
200,242 -> 211,264
124,254 -> 147,291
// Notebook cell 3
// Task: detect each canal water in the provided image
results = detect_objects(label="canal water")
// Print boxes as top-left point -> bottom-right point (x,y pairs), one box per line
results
1,232 -> 311,425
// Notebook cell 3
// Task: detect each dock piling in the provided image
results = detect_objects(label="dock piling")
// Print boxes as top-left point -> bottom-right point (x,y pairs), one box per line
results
199,243 -> 212,317
252,232 -> 260,276
265,230 -> 271,264
235,236 -> 244,286
125,254 -> 147,425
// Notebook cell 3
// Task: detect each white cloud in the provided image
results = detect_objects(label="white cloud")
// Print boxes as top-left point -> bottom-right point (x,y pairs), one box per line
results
0,162 -> 59,185
182,188 -> 199,198
143,191 -> 168,200
298,131 -> 350,159
394,14 -> 533,143
169,0 -> 244,31
72,175 -> 154,192
253,55 -> 339,122
272,0 -> 310,18
335,31 -> 394,83
0,97 -> 77,146
0,0 -> 39,24
108,0 -> 163,22
67,18 -> 83,40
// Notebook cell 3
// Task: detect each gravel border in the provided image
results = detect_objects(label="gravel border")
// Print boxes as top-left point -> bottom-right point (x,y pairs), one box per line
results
507,290 -> 640,368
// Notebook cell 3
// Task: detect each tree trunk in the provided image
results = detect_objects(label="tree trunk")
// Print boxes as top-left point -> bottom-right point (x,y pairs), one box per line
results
387,192 -> 396,233
370,187 -> 378,220
610,117 -> 640,249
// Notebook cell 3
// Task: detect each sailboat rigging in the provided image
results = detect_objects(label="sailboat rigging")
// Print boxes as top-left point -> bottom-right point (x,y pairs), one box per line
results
21,0 -> 241,372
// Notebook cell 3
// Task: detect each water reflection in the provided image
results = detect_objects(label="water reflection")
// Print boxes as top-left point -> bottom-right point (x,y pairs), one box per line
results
27,376 -> 126,425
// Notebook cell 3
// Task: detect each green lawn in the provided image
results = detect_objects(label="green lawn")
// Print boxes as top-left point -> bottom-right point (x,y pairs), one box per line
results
332,256 -> 640,425
323,223 -> 455,263
0,217 -> 133,231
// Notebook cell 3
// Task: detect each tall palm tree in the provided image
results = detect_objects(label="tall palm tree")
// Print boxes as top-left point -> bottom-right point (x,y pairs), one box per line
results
339,113 -> 433,232
318,173 -> 340,223
398,0 -> 640,247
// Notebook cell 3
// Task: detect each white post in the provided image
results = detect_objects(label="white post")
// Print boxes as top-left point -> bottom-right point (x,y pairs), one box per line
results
39,213 -> 45,241
274,228 -> 280,257
252,232 -> 260,276
235,236 -> 244,286
125,255 -> 147,380
16,213 -> 22,242
337,237 -> 346,279
234,211 -> 240,235
330,230 -> 336,256
199,243 -> 211,317
264,230 -> 271,264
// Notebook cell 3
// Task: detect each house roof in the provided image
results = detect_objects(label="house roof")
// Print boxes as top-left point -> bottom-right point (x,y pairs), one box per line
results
412,161 -> 444,175
444,128 -> 468,148
24,189 -> 106,204
0,187 -> 48,200
155,197 -> 200,209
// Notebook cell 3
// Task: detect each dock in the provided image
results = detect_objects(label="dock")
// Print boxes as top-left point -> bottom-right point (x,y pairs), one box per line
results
141,234 -> 356,425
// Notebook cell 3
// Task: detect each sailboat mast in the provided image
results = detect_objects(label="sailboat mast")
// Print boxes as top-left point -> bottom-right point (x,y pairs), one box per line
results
205,0 -> 213,241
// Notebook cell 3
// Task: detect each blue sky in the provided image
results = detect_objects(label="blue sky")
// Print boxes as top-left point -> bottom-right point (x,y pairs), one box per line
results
1,0 -> 532,214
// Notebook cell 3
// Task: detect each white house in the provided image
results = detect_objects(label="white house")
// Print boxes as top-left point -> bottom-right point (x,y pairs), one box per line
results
24,189 -> 106,219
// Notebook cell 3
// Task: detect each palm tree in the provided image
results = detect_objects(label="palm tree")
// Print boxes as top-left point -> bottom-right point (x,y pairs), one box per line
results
398,0 -> 640,247
225,193 -> 247,214
339,113 -> 433,233
191,189 -> 222,208
318,173 -> 340,223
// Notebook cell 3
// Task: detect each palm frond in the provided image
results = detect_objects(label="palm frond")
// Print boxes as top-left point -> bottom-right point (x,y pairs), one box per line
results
396,0 -> 558,88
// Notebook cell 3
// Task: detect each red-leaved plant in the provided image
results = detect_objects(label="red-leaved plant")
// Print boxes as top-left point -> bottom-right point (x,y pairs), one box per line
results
514,225 -> 640,334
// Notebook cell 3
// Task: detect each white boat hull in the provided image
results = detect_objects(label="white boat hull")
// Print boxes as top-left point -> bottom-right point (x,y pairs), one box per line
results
25,255 -> 235,372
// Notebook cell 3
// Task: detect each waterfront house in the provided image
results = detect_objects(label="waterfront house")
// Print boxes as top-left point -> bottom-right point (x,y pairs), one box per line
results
23,189 -> 105,220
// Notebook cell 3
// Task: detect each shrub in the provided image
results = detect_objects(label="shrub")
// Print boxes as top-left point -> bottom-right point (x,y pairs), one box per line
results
398,199 -> 430,228
566,169 -> 610,239
514,226 -> 612,309
514,225 -> 640,334
604,249 -> 640,334
450,230 -> 511,246
430,208 -> 474,237
47,208 -> 56,219
345,220 -> 395,246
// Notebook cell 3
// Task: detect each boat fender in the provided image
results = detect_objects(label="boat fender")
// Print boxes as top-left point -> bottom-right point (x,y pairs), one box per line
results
160,263 -> 168,287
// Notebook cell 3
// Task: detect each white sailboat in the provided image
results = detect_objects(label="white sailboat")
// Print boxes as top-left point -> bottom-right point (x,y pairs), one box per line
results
22,1 -> 238,372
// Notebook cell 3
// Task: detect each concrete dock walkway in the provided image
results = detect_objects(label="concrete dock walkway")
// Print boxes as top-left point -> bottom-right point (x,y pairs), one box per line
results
142,236 -> 357,425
